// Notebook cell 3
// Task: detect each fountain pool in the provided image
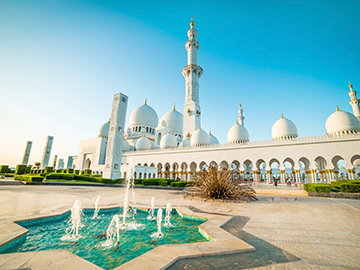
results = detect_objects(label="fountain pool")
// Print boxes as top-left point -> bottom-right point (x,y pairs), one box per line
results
4,207 -> 208,270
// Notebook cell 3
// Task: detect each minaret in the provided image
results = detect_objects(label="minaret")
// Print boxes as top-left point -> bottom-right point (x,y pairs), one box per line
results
182,17 -> 203,136
348,81 -> 360,120
238,102 -> 245,125
21,141 -> 32,165
41,136 -> 53,169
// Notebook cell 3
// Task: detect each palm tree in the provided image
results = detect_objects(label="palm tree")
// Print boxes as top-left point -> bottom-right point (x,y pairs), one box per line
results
34,162 -> 41,169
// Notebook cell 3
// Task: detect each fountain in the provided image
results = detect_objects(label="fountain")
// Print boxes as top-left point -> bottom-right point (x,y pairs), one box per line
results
61,200 -> 83,241
102,214 -> 121,247
151,208 -> 163,238
147,197 -> 155,220
164,203 -> 172,227
93,195 -> 101,219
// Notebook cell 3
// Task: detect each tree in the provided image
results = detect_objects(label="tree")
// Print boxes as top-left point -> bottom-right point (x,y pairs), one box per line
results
34,162 -> 41,169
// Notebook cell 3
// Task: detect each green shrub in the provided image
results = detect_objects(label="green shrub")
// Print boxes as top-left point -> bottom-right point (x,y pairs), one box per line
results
66,169 -> 74,174
15,165 -> 26,175
101,178 -> 124,184
45,173 -> 74,180
91,174 -> 102,178
339,183 -> 360,193
74,170 -> 80,175
14,175 -> 43,182
304,183 -> 331,193
134,179 -> 143,185
83,169 -> 92,175
74,175 -> 100,182
45,167 -> 54,173
55,169 -> 62,173
159,180 -> 168,186
0,165 -> 9,174
143,179 -> 159,186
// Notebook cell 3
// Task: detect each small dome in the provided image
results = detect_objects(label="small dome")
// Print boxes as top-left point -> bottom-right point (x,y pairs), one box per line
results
325,108 -> 360,136
179,137 -> 191,148
158,107 -> 183,133
353,159 -> 360,167
190,127 -> 210,146
271,115 -> 298,140
209,132 -> 219,145
122,140 -> 131,151
98,121 -> 110,138
129,102 -> 158,128
227,121 -> 249,143
136,136 -> 152,150
160,132 -> 177,149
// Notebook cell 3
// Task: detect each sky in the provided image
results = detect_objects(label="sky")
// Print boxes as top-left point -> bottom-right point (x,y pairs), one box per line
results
0,0 -> 359,168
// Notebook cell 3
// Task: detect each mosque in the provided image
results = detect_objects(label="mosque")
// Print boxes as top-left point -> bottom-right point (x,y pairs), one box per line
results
73,18 -> 360,183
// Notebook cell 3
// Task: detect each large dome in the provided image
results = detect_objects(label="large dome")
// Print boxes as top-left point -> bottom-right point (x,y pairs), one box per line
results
179,137 -> 191,148
122,140 -> 131,151
271,115 -> 298,140
209,131 -> 220,145
158,107 -> 183,133
160,132 -> 177,149
190,127 -> 210,146
136,136 -> 152,150
97,121 -> 110,138
325,107 -> 360,136
227,121 -> 249,143
129,102 -> 158,127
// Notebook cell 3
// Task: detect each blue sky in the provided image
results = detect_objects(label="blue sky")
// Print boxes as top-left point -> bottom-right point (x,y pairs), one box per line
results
0,0 -> 359,167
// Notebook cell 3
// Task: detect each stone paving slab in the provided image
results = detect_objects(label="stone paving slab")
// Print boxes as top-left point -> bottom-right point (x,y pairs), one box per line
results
0,186 -> 359,270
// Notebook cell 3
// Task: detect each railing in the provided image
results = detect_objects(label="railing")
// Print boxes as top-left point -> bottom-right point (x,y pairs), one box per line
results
123,132 -> 360,154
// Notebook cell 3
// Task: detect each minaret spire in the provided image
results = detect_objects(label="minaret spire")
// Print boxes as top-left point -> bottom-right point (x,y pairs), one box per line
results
348,81 -> 360,120
182,17 -> 203,136
238,102 -> 245,125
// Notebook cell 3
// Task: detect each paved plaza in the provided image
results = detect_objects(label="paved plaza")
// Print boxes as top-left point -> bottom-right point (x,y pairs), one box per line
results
0,185 -> 359,269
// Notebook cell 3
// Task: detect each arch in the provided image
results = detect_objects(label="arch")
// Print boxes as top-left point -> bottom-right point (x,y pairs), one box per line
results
209,161 -> 217,168
143,163 -> 148,167
157,133 -> 162,145
134,172 -> 137,179
181,162 -> 188,181
219,160 -> 228,170
190,162 -> 197,180
199,161 -> 207,170
150,163 -> 155,167
231,160 -> 240,171
172,162 -> 179,180
157,163 -> 163,178
164,162 -> 171,179
350,154 -> 360,167
255,159 -> 266,171
123,171 -> 127,179
85,158 -> 91,170
138,172 -> 142,179
143,173 -> 147,179
283,157 -> 295,169
332,155 -> 345,168
299,157 -> 310,171
243,159 -> 253,181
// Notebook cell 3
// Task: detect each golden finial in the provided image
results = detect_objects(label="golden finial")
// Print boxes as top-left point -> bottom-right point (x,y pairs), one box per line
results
239,102 -> 242,108
209,130 -> 212,135
190,16 -> 195,27
145,98 -> 147,105
108,118 -> 110,123
236,119 -> 239,125
349,81 -> 353,90
142,133 -> 145,137
168,130 -> 171,134
281,113 -> 284,119
173,103 -> 176,111
336,105 -> 339,111
199,124 -> 201,129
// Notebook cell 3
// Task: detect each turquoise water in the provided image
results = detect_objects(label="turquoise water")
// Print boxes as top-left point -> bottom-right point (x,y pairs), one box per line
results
6,208 -> 208,269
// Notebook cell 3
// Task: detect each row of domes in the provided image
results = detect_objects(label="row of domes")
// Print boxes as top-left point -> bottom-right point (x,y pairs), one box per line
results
98,103 -> 360,148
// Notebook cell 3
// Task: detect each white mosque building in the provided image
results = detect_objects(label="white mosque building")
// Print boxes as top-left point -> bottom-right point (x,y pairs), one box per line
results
74,18 -> 360,183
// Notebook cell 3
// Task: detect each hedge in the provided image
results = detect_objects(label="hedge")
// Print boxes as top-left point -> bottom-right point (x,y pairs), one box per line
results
15,165 -> 26,175
159,180 -> 168,186
101,178 -> 124,184
14,175 -> 44,182
304,183 -> 331,193
74,170 -> 80,175
45,173 -> 75,180
45,167 -> 54,173
170,181 -> 188,187
66,169 -> 74,174
134,179 -> 143,185
0,165 -> 9,174
339,183 -> 360,193
25,166 -> 32,174
143,179 -> 159,186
